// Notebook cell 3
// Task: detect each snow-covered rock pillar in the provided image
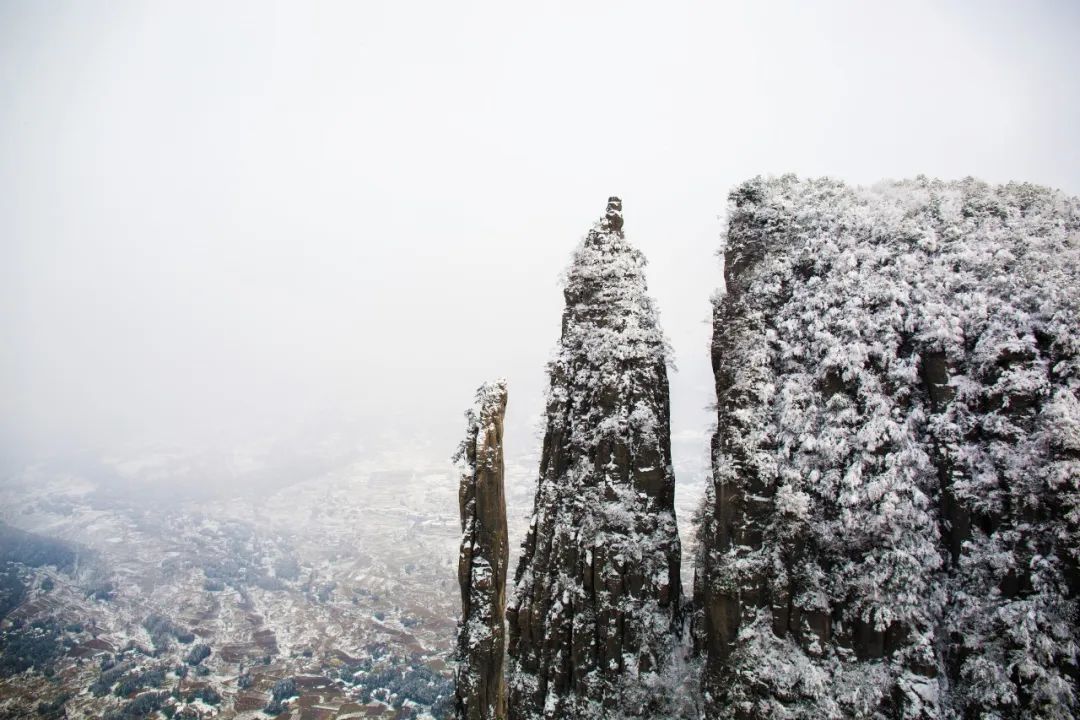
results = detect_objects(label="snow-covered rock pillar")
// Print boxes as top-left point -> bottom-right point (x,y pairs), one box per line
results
454,380 -> 509,720
701,176 -> 1080,719
506,197 -> 683,719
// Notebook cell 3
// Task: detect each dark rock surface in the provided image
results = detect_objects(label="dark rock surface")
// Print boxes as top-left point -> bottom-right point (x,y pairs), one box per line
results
454,380 -> 510,720
506,198 -> 683,719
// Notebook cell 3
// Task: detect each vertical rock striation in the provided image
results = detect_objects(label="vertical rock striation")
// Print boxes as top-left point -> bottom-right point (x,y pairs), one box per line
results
507,197 -> 683,719
455,380 -> 510,720
701,176 -> 1080,719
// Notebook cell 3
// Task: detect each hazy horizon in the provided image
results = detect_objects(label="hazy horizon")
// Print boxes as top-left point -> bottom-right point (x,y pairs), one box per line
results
4,1 -> 1080,483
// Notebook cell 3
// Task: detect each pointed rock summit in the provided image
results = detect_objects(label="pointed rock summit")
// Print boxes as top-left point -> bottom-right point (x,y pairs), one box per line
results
506,198 -> 683,719
454,380 -> 509,720
603,196 -> 624,231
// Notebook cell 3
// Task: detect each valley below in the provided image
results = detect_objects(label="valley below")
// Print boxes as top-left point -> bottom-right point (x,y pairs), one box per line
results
0,444 -> 708,719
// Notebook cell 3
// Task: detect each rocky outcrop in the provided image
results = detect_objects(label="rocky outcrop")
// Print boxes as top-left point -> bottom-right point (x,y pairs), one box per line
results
506,198 -> 683,719
701,176 -> 1080,719
454,380 -> 509,720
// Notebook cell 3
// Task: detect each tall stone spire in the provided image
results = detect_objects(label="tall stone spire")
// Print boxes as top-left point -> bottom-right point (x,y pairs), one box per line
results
454,380 -> 509,720
506,197 -> 683,719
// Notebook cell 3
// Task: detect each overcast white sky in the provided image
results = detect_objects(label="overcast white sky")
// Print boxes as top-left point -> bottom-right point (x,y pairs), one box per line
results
2,1 -> 1079,476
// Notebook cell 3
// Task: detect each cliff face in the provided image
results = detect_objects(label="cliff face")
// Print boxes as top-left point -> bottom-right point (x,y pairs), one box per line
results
701,176 -> 1080,719
454,380 -> 510,720
506,198 -> 683,719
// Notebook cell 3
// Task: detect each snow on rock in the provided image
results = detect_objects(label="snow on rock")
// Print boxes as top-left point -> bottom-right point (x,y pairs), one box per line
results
506,197 -> 684,719
455,380 -> 510,720
699,176 -> 1080,719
